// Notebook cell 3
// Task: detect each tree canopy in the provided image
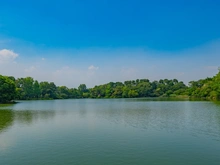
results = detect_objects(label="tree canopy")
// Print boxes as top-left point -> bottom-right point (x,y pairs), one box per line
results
0,70 -> 220,102
0,75 -> 16,103
188,71 -> 220,100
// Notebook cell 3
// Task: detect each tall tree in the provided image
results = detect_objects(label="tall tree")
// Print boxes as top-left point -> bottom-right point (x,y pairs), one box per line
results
0,75 -> 16,103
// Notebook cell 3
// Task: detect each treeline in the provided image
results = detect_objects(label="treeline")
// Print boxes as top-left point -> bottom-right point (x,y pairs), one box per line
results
0,76 -> 188,102
89,79 -> 187,98
188,70 -> 220,100
0,70 -> 220,103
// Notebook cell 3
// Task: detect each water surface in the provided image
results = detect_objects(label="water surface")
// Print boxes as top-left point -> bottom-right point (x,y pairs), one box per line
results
0,99 -> 220,165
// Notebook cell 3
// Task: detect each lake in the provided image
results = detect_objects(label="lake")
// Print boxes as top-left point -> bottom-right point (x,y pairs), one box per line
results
0,99 -> 220,165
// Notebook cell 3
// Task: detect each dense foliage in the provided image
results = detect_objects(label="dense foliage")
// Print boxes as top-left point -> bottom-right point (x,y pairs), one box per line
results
188,71 -> 220,100
0,75 -> 187,101
0,75 -> 16,103
88,79 -> 187,98
0,70 -> 220,102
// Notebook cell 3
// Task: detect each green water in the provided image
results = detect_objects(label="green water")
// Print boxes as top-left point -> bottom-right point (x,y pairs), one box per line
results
0,99 -> 220,165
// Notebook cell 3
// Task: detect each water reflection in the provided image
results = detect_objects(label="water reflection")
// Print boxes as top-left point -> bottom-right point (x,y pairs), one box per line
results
128,97 -> 189,101
0,110 -> 14,133
213,101 -> 220,106
15,110 -> 55,124
0,109 -> 55,134
1,99 -> 220,138
94,101 -> 220,140
1,100 -> 220,165
127,97 -> 211,102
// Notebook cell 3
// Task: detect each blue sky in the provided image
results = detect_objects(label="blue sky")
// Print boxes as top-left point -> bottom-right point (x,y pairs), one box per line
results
0,0 -> 220,87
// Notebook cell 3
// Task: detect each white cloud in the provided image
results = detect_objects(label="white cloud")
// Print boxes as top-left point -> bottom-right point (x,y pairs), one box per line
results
1,40 -> 220,88
53,66 -> 80,77
51,66 -> 86,87
24,66 -> 36,73
0,49 -> 18,63
87,65 -> 99,77
88,65 -> 99,71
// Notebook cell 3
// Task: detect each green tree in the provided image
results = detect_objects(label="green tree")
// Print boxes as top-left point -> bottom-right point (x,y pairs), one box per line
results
78,84 -> 88,98
57,86 -> 70,99
33,80 -> 40,99
40,82 -> 57,99
0,75 -> 16,103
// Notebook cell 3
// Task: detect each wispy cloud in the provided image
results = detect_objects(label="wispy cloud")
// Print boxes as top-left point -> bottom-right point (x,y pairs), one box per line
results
53,66 -> 80,77
0,40 -> 220,87
24,66 -> 36,73
87,65 -> 99,77
88,65 -> 99,71
0,49 -> 18,63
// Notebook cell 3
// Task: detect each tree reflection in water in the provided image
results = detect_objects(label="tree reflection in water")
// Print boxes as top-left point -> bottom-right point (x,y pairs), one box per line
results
0,110 -> 14,133
0,109 -> 55,134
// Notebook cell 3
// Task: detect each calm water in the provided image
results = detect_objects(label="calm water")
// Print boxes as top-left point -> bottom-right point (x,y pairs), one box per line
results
0,99 -> 220,165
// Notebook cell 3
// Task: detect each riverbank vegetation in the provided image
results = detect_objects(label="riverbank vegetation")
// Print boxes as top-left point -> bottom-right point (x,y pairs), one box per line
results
0,70 -> 220,103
